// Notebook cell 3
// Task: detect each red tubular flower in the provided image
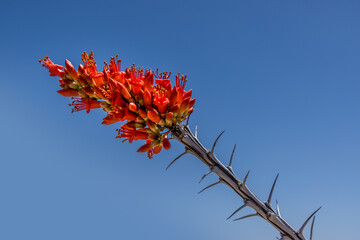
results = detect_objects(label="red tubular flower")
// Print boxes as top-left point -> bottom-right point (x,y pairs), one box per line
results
155,79 -> 170,87
65,59 -> 79,81
183,89 -> 192,99
138,109 -> 147,119
93,86 -> 108,100
153,86 -> 169,113
102,115 -> 122,125
118,128 -> 149,143
109,55 -> 122,78
82,87 -> 94,97
71,98 -> 102,113
169,87 -> 178,107
146,119 -> 159,133
124,108 -> 137,121
143,71 -> 154,91
81,51 -> 98,76
92,72 -> 105,87
117,82 -> 132,101
39,57 -> 64,78
180,97 -> 190,114
165,112 -> 173,126
40,51 -> 196,158
170,104 -> 180,115
137,140 -> 155,153
143,89 -> 152,107
59,78 -> 73,88
102,110 -> 126,124
121,122 -> 136,129
127,67 -> 144,94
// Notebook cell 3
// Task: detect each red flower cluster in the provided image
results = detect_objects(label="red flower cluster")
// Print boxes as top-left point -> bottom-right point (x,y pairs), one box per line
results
39,51 -> 195,158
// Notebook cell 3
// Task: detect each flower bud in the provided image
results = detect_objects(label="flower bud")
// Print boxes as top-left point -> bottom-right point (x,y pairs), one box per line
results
57,89 -> 79,97
163,137 -> 171,150
129,102 -> 138,112
147,109 -> 161,123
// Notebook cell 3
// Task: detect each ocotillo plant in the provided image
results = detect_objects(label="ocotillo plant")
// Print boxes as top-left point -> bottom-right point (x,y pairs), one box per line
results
39,51 -> 320,240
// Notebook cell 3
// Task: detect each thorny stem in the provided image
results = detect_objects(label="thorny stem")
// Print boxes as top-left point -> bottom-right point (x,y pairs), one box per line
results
170,124 -> 315,240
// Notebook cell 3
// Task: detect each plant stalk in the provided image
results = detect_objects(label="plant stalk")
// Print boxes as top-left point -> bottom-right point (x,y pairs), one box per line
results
171,124 -> 312,240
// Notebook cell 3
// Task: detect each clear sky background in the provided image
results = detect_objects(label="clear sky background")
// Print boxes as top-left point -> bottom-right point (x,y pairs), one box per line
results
0,0 -> 359,239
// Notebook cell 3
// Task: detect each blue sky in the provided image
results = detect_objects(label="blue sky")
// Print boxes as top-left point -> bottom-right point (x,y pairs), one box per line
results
0,0 -> 359,239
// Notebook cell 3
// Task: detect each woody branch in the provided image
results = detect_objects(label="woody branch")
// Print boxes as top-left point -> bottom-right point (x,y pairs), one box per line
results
170,124 -> 320,240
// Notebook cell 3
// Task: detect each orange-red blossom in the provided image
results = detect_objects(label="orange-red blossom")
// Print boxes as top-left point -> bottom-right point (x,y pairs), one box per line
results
39,51 -> 195,158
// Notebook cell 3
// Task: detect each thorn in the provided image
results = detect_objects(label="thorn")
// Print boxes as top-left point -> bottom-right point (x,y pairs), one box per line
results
186,112 -> 191,126
267,174 -> 279,205
243,170 -> 250,185
233,213 -> 258,221
299,207 -> 321,234
199,170 -> 212,183
310,216 -> 316,240
229,144 -> 236,167
166,151 -> 188,170
211,131 -> 225,153
194,125 -> 198,138
276,200 -> 281,217
198,181 -> 221,194
226,203 -> 247,220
